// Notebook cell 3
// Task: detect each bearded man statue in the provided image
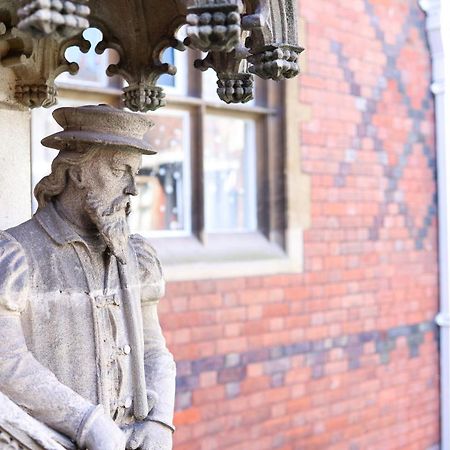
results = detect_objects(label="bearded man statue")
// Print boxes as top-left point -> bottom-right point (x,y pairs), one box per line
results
0,105 -> 176,450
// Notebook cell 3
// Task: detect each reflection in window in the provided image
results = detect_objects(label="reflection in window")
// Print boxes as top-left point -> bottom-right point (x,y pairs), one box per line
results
204,116 -> 257,232
128,111 -> 191,235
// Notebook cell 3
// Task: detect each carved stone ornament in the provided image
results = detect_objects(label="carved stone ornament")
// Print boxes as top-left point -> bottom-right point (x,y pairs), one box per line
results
0,3 -> 87,107
0,0 -> 302,109
217,72 -> 253,103
194,44 -> 254,103
185,0 -> 243,53
17,0 -> 90,37
87,1 -> 186,112
186,0 -> 303,102
0,105 -> 176,449
248,43 -> 302,80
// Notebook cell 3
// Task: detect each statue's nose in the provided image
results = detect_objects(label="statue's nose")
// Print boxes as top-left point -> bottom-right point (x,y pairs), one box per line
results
124,176 -> 138,196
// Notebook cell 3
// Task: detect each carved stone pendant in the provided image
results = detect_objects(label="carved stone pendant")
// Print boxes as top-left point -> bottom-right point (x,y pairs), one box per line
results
186,2 -> 242,53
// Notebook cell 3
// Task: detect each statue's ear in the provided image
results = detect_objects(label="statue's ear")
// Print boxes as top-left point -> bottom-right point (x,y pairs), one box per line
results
67,166 -> 84,189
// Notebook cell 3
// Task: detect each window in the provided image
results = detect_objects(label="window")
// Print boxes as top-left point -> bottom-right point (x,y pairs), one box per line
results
31,28 -> 302,279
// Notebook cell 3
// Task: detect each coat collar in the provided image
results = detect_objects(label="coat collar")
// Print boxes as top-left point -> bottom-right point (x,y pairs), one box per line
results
34,202 -> 87,246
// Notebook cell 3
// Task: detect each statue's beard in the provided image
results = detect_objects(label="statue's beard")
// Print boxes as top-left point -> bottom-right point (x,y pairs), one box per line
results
84,192 -> 131,264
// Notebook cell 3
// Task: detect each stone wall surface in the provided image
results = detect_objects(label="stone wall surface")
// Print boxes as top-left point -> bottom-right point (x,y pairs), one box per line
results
0,66 -> 32,230
162,0 -> 440,449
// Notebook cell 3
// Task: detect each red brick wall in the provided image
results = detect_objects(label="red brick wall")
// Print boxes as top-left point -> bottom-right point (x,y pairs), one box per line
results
160,0 -> 439,448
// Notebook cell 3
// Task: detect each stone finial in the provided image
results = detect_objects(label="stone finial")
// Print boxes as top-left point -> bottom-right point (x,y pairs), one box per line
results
123,84 -> 167,113
217,72 -> 253,104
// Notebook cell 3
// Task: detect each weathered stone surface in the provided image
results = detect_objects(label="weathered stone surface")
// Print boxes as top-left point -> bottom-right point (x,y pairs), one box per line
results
0,107 -> 31,230
0,105 -> 176,449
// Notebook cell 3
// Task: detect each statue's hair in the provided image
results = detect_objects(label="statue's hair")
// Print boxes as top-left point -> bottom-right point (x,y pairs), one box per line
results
34,148 -> 99,209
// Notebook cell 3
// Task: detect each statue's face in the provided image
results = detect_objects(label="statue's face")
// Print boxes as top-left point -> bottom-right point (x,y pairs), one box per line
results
81,147 -> 142,214
77,147 -> 142,262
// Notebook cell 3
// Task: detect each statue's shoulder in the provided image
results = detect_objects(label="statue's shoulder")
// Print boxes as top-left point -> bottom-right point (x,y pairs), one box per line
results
6,216 -> 39,245
129,234 -> 160,265
0,229 -> 27,262
129,234 -> 164,303
0,230 -> 30,313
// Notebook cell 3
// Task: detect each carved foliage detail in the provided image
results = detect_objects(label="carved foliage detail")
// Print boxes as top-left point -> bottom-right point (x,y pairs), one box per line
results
17,0 -> 90,37
86,0 -> 186,112
248,44 -> 302,80
186,0 -> 303,102
0,3 -> 87,108
217,72 -> 253,103
193,46 -> 254,104
123,84 -> 166,113
15,82 -> 58,108
186,3 -> 242,53
1,0 -> 303,109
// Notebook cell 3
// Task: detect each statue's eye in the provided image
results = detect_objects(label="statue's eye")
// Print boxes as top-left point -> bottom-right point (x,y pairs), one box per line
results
112,167 -> 126,177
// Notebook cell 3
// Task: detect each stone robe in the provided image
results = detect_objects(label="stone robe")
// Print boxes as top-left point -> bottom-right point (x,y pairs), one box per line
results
0,202 -> 175,445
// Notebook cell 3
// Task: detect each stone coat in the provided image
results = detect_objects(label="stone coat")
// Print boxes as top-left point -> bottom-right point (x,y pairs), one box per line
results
0,202 -> 175,443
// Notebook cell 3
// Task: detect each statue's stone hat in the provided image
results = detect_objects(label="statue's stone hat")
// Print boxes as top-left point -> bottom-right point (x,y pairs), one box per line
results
41,104 -> 156,155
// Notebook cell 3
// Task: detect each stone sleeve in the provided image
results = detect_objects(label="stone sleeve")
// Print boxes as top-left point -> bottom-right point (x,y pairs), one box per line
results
141,301 -> 176,432
0,231 -> 30,314
130,234 -> 165,303
0,231 -> 95,443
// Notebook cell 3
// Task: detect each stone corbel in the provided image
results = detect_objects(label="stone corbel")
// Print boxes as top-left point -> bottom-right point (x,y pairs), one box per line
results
96,28 -> 185,112
0,3 -> 88,108
185,0 -> 303,103
185,0 -> 244,53
87,0 -> 187,112
194,44 -> 254,104
185,1 -> 255,104
247,42 -> 302,80
243,0 -> 303,80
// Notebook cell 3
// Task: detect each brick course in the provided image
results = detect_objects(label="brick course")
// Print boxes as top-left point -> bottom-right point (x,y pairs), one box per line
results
161,0 -> 439,448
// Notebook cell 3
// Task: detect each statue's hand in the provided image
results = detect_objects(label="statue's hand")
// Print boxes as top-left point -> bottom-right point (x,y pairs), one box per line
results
125,421 -> 173,450
84,412 -> 127,450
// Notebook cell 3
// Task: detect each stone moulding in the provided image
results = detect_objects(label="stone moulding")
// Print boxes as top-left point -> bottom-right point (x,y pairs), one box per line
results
0,0 -> 303,110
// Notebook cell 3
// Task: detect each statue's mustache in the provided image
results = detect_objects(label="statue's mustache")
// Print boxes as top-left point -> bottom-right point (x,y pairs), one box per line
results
101,196 -> 132,217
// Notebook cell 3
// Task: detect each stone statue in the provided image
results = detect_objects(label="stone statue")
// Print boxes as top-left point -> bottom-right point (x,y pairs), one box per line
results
0,105 -> 176,450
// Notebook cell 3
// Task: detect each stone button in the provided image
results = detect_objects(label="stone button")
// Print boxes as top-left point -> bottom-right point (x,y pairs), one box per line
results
121,397 -> 132,408
123,345 -> 131,355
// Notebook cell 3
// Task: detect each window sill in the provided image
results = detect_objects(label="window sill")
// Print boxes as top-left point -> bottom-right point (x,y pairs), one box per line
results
145,231 -> 303,281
